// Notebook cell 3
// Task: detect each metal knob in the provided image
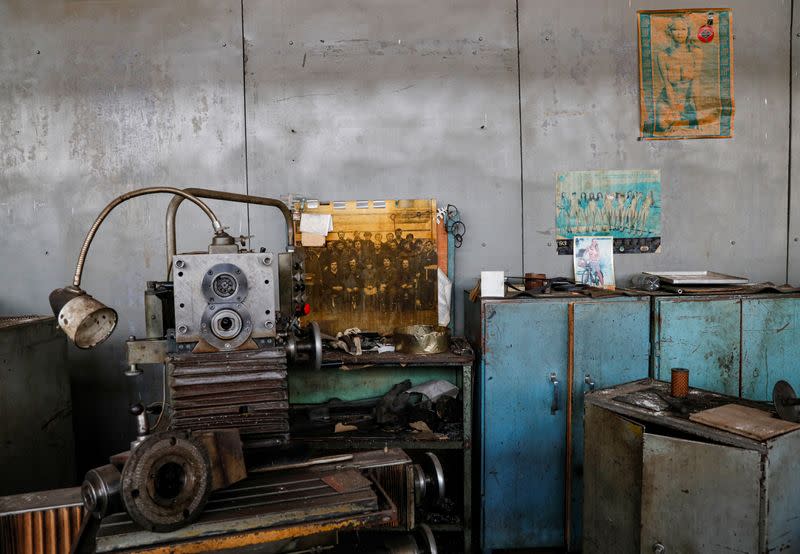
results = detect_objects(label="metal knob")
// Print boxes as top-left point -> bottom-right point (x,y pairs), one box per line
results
653,543 -> 666,554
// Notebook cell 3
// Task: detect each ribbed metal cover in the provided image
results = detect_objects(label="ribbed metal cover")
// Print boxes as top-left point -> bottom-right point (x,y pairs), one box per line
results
167,347 -> 289,442
0,505 -> 84,554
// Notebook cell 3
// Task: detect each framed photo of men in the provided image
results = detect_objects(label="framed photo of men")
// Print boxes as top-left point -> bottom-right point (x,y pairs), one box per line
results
295,199 -> 441,335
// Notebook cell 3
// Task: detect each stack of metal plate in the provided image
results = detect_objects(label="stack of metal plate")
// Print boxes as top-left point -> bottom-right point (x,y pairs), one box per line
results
167,347 -> 289,444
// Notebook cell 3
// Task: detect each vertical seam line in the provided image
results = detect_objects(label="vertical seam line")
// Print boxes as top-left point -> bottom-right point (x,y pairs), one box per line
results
788,0 -> 794,284
241,0 -> 252,249
516,0 -> 525,272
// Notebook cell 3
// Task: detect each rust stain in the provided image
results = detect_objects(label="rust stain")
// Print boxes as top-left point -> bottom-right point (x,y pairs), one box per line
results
137,517 -> 373,553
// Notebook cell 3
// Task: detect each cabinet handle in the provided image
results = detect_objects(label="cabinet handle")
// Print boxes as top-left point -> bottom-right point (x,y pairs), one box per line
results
550,372 -> 560,414
584,374 -> 596,392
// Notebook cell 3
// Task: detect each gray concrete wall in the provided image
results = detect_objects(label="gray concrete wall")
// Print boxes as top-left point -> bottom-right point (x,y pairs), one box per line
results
522,0 -> 791,284
0,0 -> 248,472
0,0 -> 794,474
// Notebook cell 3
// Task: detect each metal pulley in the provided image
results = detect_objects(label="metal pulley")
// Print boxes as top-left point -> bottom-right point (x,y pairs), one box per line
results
773,380 -> 800,422
412,452 -> 445,507
381,524 -> 438,554
286,320 -> 323,370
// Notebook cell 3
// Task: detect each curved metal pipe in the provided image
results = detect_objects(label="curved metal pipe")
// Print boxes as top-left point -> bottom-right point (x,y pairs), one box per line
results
166,188 -> 294,278
73,187 -> 224,288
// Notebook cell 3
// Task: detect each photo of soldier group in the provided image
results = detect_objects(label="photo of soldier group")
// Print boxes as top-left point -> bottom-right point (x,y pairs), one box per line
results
301,227 -> 439,334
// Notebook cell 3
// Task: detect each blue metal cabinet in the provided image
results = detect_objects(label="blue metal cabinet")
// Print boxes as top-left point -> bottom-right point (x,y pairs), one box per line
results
568,301 -> 650,548
741,297 -> 800,400
466,296 -> 650,552
653,294 -> 800,400
652,297 -> 740,395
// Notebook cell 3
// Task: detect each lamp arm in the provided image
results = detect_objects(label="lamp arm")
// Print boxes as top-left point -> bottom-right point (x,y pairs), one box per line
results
73,187 -> 224,288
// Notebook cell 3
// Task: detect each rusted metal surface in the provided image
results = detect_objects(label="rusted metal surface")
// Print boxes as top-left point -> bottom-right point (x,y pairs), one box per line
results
123,515 -> 382,553
587,379 -> 769,452
168,347 -> 289,441
653,296 -> 742,396
586,380 -> 800,553
95,465 -> 392,552
764,429 -> 800,552
0,488 -> 84,554
641,434 -> 761,553
126,339 -> 168,365
0,316 -> 52,329
121,432 -> 212,533
194,430 -> 247,492
582,404 -> 644,554
321,470 -> 372,494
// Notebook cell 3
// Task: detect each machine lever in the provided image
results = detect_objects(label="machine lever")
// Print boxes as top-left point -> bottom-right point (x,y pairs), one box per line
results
550,372 -> 560,414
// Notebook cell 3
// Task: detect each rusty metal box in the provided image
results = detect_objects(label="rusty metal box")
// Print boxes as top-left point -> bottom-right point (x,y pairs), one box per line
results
584,380 -> 800,554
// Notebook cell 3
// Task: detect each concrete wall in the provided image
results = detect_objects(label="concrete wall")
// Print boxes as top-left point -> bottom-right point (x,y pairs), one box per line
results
0,0 -> 794,474
0,0 -> 248,472
522,0 -> 792,283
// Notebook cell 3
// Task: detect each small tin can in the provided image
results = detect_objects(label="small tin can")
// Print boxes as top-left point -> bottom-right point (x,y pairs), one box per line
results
671,368 -> 690,398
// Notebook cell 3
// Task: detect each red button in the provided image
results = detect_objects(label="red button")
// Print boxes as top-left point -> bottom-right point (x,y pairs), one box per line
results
697,25 -> 714,43
303,303 -> 311,315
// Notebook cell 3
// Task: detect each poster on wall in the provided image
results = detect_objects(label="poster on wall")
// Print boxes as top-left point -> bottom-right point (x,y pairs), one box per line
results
555,169 -> 661,255
573,236 -> 615,290
638,8 -> 734,139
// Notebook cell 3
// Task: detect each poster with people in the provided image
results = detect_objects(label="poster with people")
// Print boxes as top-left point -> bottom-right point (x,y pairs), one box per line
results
638,9 -> 734,139
295,199 -> 440,335
573,236 -> 615,290
555,169 -> 661,255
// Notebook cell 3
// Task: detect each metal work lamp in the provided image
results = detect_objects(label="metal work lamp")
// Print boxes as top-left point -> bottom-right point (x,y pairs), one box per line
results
50,187 -> 227,348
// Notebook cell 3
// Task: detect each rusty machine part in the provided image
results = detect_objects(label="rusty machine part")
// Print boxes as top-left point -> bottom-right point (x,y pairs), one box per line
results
0,488 -> 84,554
773,380 -> 800,422
670,367 -> 690,398
380,524 -> 439,554
167,347 -> 290,444
412,453 -> 446,507
81,465 -> 122,519
393,325 -> 451,355
120,432 -> 212,533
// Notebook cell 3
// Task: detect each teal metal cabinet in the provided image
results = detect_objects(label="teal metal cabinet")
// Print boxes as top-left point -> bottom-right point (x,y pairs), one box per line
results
653,294 -> 800,401
741,297 -> 800,400
465,296 -> 650,552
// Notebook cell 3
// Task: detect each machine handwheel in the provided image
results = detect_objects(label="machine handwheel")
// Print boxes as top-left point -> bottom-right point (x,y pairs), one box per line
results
121,432 -> 212,532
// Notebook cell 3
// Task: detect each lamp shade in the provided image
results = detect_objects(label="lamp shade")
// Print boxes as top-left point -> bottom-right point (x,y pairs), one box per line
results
49,287 -> 117,348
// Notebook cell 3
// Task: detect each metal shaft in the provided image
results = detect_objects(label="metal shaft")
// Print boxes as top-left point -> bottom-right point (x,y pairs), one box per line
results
165,188 -> 295,278
73,187 -> 224,288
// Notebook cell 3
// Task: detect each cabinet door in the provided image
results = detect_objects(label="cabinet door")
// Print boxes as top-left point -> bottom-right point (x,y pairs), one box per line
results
654,297 -> 740,395
741,297 -> 800,400
640,434 -> 761,554
482,301 -> 568,549
569,300 -> 650,550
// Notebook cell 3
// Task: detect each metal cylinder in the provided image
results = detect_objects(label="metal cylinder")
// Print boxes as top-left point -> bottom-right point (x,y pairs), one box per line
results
524,273 -> 546,290
49,287 -> 118,349
671,368 -> 689,398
